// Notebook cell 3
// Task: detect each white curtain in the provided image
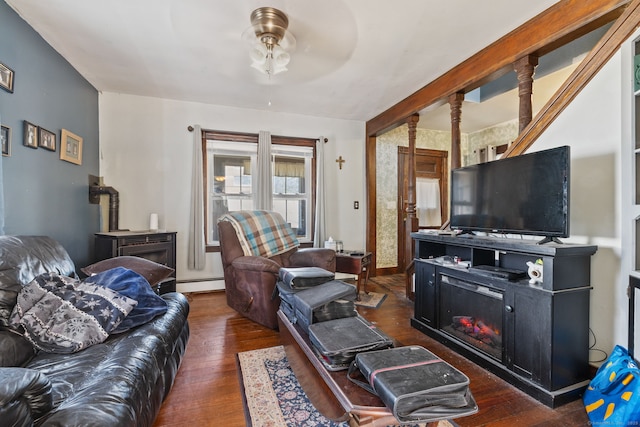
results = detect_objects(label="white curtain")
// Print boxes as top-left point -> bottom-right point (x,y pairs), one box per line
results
313,137 -> 326,247
255,130 -> 272,210
416,177 -> 441,227
187,125 -> 206,270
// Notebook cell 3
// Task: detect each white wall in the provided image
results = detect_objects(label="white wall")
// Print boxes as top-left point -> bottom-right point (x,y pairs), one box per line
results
98,93 -> 365,291
532,47 -> 623,357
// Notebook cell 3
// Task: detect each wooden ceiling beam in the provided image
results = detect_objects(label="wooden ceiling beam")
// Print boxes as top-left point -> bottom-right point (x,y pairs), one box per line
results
365,0 -> 629,137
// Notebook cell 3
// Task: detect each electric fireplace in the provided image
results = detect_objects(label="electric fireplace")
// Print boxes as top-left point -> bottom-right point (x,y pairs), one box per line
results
439,275 -> 503,361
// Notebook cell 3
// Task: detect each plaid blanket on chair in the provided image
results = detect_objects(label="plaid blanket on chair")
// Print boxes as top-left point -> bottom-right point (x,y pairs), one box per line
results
219,211 -> 299,258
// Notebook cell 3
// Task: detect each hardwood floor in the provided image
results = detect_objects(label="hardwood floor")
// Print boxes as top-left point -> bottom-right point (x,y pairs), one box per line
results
153,275 -> 591,427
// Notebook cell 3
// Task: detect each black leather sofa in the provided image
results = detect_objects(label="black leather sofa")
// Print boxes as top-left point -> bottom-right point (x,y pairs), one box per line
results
0,236 -> 190,426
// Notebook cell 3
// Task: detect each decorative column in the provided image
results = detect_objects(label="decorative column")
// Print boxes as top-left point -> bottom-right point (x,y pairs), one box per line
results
404,114 -> 420,299
449,92 -> 464,169
514,55 -> 538,134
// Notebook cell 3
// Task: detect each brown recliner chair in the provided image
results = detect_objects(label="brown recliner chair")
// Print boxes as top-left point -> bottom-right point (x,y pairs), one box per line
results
218,214 -> 336,329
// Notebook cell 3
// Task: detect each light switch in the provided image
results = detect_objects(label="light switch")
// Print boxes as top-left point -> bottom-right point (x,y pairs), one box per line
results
354,201 -> 359,209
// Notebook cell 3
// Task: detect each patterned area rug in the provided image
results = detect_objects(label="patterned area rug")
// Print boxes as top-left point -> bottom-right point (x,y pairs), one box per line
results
237,345 -> 456,427
355,291 -> 387,308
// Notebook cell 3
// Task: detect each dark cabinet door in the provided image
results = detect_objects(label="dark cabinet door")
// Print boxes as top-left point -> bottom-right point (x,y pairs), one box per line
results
506,285 -> 590,392
415,261 -> 437,326
504,286 -> 550,385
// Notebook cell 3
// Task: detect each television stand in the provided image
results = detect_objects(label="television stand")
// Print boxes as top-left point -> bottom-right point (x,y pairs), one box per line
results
410,232 -> 597,407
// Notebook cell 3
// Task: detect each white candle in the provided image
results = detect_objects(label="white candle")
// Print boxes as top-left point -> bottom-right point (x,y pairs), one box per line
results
149,213 -> 159,231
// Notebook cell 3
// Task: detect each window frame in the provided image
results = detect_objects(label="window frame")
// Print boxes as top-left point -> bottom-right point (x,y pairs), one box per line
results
201,129 -> 317,252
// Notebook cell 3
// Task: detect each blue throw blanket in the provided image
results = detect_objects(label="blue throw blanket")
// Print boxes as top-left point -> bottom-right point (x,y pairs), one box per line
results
85,267 -> 168,333
219,210 -> 299,258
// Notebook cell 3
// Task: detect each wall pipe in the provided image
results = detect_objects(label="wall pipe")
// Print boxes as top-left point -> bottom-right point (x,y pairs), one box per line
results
89,185 -> 120,232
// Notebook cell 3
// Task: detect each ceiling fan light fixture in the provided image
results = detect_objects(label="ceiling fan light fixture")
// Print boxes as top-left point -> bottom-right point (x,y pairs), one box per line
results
249,42 -> 268,65
272,46 -> 290,67
243,7 -> 295,77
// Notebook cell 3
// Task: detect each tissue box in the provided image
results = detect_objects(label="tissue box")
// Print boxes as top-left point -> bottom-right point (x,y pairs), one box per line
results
324,240 -> 343,251
324,240 -> 337,250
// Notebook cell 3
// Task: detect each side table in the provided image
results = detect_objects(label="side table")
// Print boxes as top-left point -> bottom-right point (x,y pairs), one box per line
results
335,251 -> 372,296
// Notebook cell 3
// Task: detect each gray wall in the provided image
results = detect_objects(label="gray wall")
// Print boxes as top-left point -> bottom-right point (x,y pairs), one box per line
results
0,1 -> 99,267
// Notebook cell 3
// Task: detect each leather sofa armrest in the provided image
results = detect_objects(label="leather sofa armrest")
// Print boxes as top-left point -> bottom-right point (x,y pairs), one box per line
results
290,248 -> 336,272
231,256 -> 281,274
0,367 -> 53,425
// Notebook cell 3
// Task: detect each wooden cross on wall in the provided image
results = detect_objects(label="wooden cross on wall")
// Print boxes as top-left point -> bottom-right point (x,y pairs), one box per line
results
336,156 -> 345,170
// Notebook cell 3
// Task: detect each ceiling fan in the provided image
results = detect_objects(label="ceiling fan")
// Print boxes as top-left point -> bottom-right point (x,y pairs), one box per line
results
242,7 -> 297,77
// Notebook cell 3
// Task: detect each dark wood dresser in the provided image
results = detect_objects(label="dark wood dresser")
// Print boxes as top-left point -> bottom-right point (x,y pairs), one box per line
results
94,231 -> 177,294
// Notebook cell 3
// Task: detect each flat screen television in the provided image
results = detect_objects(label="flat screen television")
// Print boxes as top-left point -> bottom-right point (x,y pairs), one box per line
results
449,145 -> 570,243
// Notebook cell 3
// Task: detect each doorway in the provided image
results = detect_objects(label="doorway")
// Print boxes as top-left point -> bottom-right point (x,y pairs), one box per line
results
397,147 -> 448,271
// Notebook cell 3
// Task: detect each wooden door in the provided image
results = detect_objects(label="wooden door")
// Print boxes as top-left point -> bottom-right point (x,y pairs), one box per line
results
397,147 -> 448,271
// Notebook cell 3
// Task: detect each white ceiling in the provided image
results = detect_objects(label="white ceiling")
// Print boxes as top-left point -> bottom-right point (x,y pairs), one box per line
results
6,0 -> 562,130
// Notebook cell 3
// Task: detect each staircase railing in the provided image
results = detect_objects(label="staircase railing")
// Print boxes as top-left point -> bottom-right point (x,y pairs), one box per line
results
504,0 -> 640,158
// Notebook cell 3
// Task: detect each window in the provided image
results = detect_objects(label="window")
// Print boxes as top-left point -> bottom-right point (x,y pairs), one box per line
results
207,140 -> 255,245
272,146 -> 313,239
202,130 -> 316,248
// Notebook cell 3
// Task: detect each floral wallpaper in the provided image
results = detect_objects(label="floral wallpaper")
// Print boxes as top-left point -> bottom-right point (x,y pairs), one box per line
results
466,119 -> 518,164
375,120 -> 518,269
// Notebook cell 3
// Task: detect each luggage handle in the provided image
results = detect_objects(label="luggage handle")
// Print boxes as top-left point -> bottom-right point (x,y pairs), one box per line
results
347,357 -> 443,396
347,360 -> 376,395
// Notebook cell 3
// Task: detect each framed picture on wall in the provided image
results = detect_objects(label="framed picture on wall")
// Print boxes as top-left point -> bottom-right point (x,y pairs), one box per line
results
38,127 -> 56,151
1,125 -> 10,157
60,129 -> 83,165
23,121 -> 38,149
0,62 -> 14,93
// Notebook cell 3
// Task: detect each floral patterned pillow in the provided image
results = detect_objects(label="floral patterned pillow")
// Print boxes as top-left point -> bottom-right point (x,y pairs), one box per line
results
9,273 -> 136,353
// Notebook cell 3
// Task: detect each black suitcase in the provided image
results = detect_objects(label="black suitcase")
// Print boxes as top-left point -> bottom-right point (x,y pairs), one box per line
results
348,346 -> 478,424
278,279 -> 357,333
308,315 -> 394,371
278,266 -> 335,290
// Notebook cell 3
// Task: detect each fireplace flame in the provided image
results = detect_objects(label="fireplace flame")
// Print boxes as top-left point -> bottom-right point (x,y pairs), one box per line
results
453,316 -> 501,347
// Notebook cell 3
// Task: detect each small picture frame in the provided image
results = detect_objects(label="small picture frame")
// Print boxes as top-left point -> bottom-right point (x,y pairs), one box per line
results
1,125 -> 10,157
60,129 -> 83,165
38,127 -> 56,151
0,62 -> 14,93
23,121 -> 38,149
